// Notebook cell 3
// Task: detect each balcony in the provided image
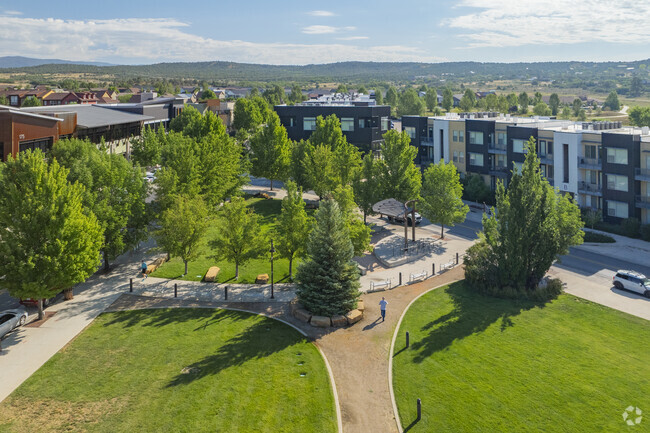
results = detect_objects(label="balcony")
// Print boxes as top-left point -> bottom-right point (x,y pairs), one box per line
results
489,166 -> 509,177
578,181 -> 602,196
488,142 -> 507,154
577,156 -> 602,170
420,139 -> 434,147
636,195 -> 650,209
635,167 -> 650,182
539,154 -> 554,165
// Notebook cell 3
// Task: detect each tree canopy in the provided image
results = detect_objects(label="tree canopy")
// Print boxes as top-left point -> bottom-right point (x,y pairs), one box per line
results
248,111 -> 291,190
378,130 -> 421,203
419,160 -> 468,238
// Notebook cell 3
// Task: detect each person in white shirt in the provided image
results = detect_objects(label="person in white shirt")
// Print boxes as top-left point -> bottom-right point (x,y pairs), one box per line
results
379,297 -> 388,322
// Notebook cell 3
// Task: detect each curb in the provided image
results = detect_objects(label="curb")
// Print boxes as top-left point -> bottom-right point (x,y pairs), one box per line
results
387,278 -> 463,433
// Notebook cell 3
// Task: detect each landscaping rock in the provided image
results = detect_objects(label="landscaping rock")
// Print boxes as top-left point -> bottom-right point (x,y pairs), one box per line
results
357,301 -> 365,312
256,274 -> 269,284
310,316 -> 331,327
152,257 -> 166,268
289,299 -> 304,315
345,309 -> 363,325
331,315 -> 347,327
145,264 -> 157,274
204,266 -> 220,282
294,309 -> 312,323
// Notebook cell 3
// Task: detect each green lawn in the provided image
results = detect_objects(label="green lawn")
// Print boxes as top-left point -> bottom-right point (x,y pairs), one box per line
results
0,309 -> 336,433
393,282 -> 650,432
153,196 -> 309,283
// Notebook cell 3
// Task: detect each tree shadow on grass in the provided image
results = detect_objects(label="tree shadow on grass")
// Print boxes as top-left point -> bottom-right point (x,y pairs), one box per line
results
165,314 -> 302,388
101,308 -> 247,330
405,282 -> 551,364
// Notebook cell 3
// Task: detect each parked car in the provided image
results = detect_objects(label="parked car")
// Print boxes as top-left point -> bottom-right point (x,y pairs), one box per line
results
19,294 -> 57,308
613,270 -> 650,298
388,212 -> 422,226
0,308 -> 28,339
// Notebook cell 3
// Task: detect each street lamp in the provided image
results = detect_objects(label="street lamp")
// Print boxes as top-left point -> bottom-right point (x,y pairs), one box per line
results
270,240 -> 276,299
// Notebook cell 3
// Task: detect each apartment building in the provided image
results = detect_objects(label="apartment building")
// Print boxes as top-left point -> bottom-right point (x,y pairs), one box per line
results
402,113 -> 650,225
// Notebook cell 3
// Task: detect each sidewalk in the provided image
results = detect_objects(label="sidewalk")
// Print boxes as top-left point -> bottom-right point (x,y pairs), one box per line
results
577,228 -> 650,268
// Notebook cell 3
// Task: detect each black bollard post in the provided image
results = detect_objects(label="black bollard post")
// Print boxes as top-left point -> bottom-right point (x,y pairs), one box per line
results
399,272 -> 402,286
129,278 -> 133,293
456,252 -> 459,265
417,398 -> 421,421
432,263 -> 435,275
225,286 -> 228,301
174,283 -> 177,298
406,331 -> 410,348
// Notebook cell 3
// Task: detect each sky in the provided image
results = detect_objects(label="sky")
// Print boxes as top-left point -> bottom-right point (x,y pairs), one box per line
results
1,0 -> 649,65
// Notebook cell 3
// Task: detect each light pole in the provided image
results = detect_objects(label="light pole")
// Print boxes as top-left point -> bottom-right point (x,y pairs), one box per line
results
270,240 -> 275,299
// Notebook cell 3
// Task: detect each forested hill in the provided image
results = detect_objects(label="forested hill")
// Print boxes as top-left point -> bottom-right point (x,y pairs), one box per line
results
2,58 -> 649,84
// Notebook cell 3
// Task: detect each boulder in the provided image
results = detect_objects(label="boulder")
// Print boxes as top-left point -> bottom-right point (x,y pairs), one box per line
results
331,315 -> 347,327
289,299 -> 304,315
145,264 -> 157,274
357,301 -> 365,312
255,274 -> 269,284
152,257 -> 166,268
345,309 -> 363,325
204,266 -> 220,282
294,308 -> 312,323
310,315 -> 331,328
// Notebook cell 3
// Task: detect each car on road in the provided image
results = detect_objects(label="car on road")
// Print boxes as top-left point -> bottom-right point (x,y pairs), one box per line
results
19,296 -> 55,308
0,308 -> 28,339
387,212 -> 422,226
613,270 -> 650,298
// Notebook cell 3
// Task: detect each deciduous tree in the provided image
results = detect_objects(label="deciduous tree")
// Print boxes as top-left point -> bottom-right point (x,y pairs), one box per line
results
459,88 -> 476,112
549,93 -> 560,115
425,87 -> 438,111
276,181 -> 312,279
419,160 -> 468,238
378,130 -> 421,203
248,112 -> 291,190
352,153 -> 382,223
333,185 -> 372,256
603,91 -> 620,111
442,88 -> 454,112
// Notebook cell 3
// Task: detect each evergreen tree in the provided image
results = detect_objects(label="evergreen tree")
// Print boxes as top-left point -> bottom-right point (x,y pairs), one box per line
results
275,181 -> 312,279
420,160 -> 469,238
0,150 -> 103,319
248,112 -> 291,190
296,199 -> 360,316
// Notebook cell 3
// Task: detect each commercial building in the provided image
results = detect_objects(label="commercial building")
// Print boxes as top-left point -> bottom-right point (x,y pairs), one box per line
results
402,113 -> 650,225
274,95 -> 391,152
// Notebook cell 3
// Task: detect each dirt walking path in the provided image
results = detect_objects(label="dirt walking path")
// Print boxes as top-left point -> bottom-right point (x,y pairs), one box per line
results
107,266 -> 465,433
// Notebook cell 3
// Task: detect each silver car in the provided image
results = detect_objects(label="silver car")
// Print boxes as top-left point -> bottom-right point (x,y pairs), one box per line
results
0,309 -> 29,339
613,270 -> 650,298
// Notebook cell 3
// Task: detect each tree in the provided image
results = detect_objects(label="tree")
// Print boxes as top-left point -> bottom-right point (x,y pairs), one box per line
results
233,97 -> 264,132
157,195 -> 210,276
51,138 -> 149,272
169,105 -> 203,134
289,84 -> 306,104
0,150 -> 103,319
442,88 -> 454,112
549,93 -> 560,115
533,102 -> 551,116
336,84 -> 348,94
583,209 -> 602,229
309,114 -> 361,186
201,89 -> 216,100
290,139 -> 312,190
419,160 -> 469,238
248,112 -> 291,190
210,197 -> 265,280
425,87 -> 438,111
464,139 -> 584,294
560,106 -> 572,119
518,92 -> 529,114
603,91 -> 620,111
507,93 -> 519,112
496,95 -> 509,113
295,199 -> 360,316
630,76 -> 643,97
628,106 -> 650,127
374,89 -> 383,105
131,125 -> 164,167
578,109 -> 587,121
533,91 -> 543,105
305,144 -> 338,198
572,98 -> 583,117
459,88 -> 476,112
0,95 -> 9,105
352,153 -> 382,223
275,181 -> 312,279
21,96 -> 42,107
397,88 -> 425,116
357,86 -> 368,94
464,173 -> 493,204
485,93 -> 497,110
333,185 -> 372,257
385,86 -> 399,107
379,130 -> 421,203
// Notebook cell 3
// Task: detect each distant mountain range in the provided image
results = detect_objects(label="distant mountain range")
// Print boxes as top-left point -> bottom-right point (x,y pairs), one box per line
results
0,56 -> 113,68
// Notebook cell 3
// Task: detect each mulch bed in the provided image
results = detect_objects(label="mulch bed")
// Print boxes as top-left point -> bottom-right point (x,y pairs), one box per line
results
25,311 -> 57,328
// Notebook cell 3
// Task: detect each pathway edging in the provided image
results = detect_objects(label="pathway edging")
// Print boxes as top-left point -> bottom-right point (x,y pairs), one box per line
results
387,278 -> 463,433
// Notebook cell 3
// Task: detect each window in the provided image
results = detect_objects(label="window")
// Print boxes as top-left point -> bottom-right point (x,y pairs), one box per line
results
469,131 -> 484,145
563,144 -> 569,183
303,117 -> 316,131
606,174 -> 628,192
428,127 -> 434,140
547,165 -> 554,179
453,151 -> 458,162
404,126 -> 416,139
547,141 -> 553,154
341,118 -> 354,132
513,139 -> 526,153
10,95 -> 18,105
289,117 -> 296,127
469,152 -> 484,167
381,117 -> 389,131
584,145 -> 597,159
540,165 -> 547,177
585,170 -> 599,184
359,118 -> 370,129
497,133 -> 506,145
607,200 -> 629,218
459,151 -> 465,163
539,140 -> 547,156
459,130 -> 464,142
453,130 -> 459,142
606,147 -> 628,164
494,154 -> 507,168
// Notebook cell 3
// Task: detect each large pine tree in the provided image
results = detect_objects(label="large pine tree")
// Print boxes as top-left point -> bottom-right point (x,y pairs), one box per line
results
296,199 -> 360,316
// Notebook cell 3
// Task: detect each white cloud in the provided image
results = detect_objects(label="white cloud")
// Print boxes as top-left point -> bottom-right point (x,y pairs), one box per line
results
337,36 -> 369,41
307,10 -> 335,17
302,25 -> 356,35
446,0 -> 650,48
0,16 -> 443,64
2,10 -> 22,15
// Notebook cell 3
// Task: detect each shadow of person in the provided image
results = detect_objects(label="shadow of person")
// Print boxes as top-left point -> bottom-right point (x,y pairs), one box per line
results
362,317 -> 382,331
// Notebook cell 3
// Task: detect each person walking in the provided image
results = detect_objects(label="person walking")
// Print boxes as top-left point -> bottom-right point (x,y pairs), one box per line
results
141,260 -> 148,280
379,297 -> 388,322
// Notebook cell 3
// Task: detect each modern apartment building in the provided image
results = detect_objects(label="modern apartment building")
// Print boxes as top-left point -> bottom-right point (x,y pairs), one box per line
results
402,113 -> 650,225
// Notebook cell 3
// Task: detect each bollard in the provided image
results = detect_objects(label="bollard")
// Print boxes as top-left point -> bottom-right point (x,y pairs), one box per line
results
417,398 -> 421,421
174,283 -> 177,298
224,286 -> 228,300
129,278 -> 133,293
456,252 -> 459,265
432,263 -> 435,275
399,272 -> 402,286
406,331 -> 410,348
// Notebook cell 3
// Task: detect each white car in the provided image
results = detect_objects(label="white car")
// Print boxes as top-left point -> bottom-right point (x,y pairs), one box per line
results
0,308 -> 28,339
388,212 -> 422,226
613,270 -> 650,298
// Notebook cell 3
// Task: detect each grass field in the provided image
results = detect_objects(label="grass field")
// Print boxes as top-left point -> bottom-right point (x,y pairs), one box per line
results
153,196 -> 311,283
0,308 -> 336,433
393,282 -> 650,432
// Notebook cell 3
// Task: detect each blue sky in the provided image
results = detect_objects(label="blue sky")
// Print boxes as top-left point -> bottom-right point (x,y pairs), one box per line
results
1,0 -> 649,65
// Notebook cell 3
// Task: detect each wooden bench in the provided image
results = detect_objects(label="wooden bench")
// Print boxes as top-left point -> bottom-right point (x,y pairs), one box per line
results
255,274 -> 269,284
409,271 -> 428,282
370,279 -> 391,291
204,266 -> 220,282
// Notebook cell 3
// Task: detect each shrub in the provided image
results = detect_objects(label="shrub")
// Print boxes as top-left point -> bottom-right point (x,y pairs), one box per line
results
583,231 -> 615,243
621,217 -> 641,238
469,278 -> 564,302
641,224 -> 650,242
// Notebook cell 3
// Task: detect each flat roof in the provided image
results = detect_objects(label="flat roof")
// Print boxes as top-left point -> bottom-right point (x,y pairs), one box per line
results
23,105 -> 153,128
0,104 -> 63,123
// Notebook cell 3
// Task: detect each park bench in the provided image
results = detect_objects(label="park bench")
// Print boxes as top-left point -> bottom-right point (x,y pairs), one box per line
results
439,259 -> 456,273
370,279 -> 392,291
409,271 -> 428,283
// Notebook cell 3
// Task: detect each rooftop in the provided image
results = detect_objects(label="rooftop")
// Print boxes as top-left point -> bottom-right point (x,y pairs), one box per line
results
23,105 -> 153,128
